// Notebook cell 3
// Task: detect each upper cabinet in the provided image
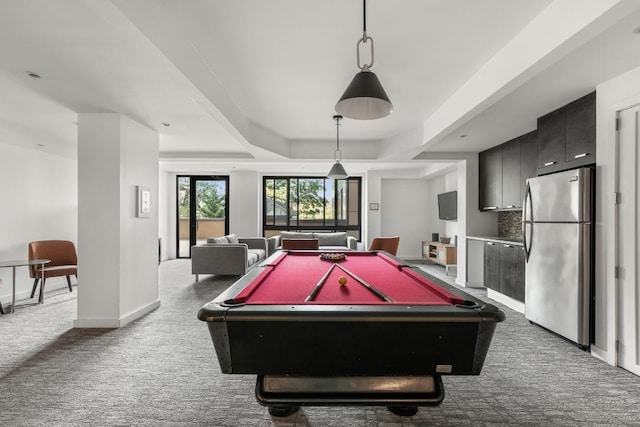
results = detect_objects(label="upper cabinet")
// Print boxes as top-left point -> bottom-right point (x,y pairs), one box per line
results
519,131 -> 538,203
479,131 -> 537,211
479,145 -> 502,211
537,109 -> 566,169
537,92 -> 596,175
502,137 -> 521,209
479,91 -> 595,211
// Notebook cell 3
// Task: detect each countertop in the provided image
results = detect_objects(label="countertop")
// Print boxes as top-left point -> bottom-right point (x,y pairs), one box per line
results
466,236 -> 524,246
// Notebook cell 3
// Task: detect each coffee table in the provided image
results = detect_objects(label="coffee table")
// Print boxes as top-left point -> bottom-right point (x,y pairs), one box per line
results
0,259 -> 50,314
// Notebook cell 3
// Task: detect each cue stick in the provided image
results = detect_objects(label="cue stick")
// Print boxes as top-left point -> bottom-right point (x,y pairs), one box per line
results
335,264 -> 394,302
305,263 -> 337,302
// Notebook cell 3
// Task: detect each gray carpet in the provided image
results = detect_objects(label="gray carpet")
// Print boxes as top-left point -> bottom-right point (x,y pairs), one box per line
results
1,259 -> 640,426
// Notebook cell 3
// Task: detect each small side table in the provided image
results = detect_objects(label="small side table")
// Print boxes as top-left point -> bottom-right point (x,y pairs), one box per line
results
0,259 -> 50,314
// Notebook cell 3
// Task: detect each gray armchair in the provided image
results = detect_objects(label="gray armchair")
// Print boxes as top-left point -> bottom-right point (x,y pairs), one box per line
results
191,235 -> 267,281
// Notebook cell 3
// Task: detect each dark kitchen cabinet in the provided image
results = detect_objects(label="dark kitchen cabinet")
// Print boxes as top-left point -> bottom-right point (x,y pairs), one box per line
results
479,145 -> 502,211
537,92 -> 596,175
537,108 -> 565,170
483,241 -> 500,292
499,243 -> 525,302
520,131 -> 538,200
502,137 -> 521,209
479,130 -> 537,211
565,91 -> 596,163
483,240 -> 525,302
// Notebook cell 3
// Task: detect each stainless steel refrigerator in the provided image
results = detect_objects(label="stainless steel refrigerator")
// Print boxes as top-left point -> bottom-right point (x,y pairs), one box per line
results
523,167 -> 593,348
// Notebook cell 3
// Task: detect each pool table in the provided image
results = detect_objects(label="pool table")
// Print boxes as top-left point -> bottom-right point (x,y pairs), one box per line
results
198,250 -> 505,416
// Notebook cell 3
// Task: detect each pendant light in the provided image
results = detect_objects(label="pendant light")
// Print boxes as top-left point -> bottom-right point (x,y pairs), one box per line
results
327,115 -> 348,180
335,0 -> 393,120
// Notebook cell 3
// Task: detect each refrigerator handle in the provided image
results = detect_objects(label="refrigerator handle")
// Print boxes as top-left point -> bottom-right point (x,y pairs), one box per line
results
523,181 -> 532,262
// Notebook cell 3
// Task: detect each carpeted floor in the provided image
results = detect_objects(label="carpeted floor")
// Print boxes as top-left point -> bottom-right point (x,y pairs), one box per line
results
1,259 -> 640,426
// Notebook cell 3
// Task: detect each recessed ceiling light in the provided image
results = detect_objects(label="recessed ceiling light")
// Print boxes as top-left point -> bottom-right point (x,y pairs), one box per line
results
26,71 -> 42,79
161,122 -> 171,127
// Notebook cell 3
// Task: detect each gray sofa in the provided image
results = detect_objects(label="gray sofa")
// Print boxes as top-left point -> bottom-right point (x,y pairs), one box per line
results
191,234 -> 267,281
268,231 -> 357,254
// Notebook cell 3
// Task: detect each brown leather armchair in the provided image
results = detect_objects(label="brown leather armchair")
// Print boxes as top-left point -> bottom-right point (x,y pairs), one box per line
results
28,240 -> 77,302
368,236 -> 400,256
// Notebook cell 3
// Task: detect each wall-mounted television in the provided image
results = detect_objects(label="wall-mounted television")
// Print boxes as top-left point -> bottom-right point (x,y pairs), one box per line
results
437,190 -> 457,221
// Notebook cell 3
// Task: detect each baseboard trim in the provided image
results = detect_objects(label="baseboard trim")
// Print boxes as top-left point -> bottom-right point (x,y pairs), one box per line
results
457,278 -> 483,288
487,289 -> 524,314
0,277 -> 73,302
73,299 -> 161,328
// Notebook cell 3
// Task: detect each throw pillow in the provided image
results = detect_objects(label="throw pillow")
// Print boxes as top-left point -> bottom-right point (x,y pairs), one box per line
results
314,232 -> 347,247
226,234 -> 239,244
281,231 -> 313,239
206,237 -> 228,244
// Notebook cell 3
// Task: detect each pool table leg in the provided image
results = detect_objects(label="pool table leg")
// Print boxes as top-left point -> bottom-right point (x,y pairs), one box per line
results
387,406 -> 419,416
267,405 -> 300,417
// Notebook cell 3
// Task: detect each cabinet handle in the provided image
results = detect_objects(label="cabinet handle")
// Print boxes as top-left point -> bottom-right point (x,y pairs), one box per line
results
544,161 -> 556,167
506,205 -> 516,208
483,206 -> 498,210
574,153 -> 589,159
486,242 -> 494,246
503,244 -> 512,248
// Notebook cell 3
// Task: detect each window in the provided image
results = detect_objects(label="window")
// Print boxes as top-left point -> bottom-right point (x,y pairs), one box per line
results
263,176 -> 361,240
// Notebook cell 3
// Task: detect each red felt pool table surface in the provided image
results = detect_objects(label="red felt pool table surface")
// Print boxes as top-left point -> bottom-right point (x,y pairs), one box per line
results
232,251 -> 465,305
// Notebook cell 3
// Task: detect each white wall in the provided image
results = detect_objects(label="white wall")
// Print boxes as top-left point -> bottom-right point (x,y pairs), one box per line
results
365,171 -> 382,248
118,116 -> 159,318
373,160 -> 495,289
381,178 -> 431,259
0,142 -> 77,303
426,176 -> 446,241
160,170 -> 179,259
374,168 -> 465,261
76,113 -> 159,327
424,172 -> 462,244
461,156 -> 498,287
158,170 -> 170,261
592,64 -> 640,365
230,171 -> 260,236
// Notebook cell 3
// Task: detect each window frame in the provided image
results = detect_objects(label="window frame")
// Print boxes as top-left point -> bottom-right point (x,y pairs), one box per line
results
262,176 -> 362,240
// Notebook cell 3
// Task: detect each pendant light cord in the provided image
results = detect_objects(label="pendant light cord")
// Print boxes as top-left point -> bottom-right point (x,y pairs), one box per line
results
334,115 -> 342,162
357,0 -> 373,71
363,0 -> 366,35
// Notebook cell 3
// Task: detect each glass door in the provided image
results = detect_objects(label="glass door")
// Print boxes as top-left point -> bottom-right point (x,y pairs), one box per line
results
177,175 -> 229,258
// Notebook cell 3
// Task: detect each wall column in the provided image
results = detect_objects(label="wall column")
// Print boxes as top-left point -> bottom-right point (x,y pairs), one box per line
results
75,113 -> 160,328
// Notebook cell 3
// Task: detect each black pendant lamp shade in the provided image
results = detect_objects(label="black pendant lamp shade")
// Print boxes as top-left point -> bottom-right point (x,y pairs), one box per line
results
327,161 -> 348,180
335,70 -> 393,120
327,114 -> 348,180
335,0 -> 392,120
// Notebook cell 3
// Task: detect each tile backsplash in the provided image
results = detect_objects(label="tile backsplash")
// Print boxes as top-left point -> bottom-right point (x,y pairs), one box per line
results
498,210 -> 523,240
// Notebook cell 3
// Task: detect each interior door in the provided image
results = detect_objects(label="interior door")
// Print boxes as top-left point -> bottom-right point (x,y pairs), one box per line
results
177,176 -> 229,258
617,105 -> 640,375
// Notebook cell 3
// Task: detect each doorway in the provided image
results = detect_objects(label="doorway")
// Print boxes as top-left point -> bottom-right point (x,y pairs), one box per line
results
616,104 -> 640,375
176,176 -> 229,258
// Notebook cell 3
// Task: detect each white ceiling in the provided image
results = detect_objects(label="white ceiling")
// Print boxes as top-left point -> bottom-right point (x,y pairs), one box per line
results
1,0 -> 640,176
